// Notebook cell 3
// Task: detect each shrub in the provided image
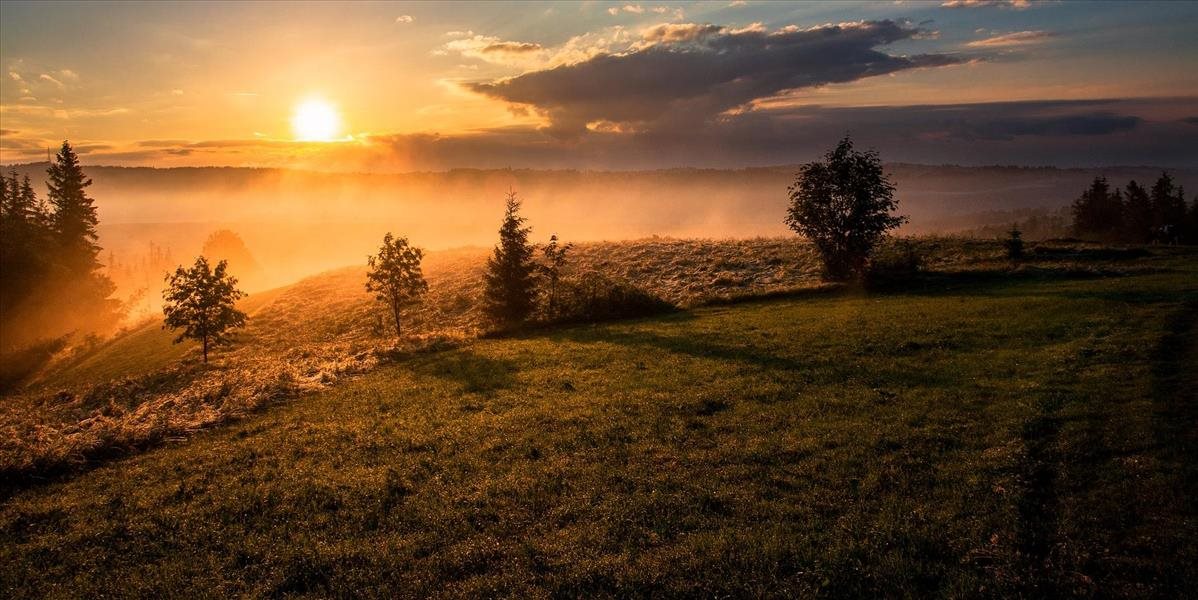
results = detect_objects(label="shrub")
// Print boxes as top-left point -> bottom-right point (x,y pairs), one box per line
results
1003,226 -> 1025,262
553,271 -> 675,323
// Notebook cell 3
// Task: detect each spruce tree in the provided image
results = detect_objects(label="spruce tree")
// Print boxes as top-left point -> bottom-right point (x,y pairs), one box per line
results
43,141 -> 119,334
1187,193 -> 1198,245
0,172 -> 55,337
1003,225 -> 1025,262
483,190 -> 537,325
1071,176 -> 1121,240
47,141 -> 101,271
1150,171 -> 1187,243
1122,180 -> 1152,243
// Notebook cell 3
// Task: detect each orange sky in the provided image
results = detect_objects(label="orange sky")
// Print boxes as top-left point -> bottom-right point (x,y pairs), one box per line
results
2,1 -> 1196,170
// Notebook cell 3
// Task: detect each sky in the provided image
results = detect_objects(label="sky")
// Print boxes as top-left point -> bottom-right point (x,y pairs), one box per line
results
1,0 -> 1196,170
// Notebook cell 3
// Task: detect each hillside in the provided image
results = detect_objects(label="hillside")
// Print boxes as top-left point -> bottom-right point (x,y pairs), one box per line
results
3,245 -> 1195,596
3,237 -> 1190,479
2,238 -> 827,476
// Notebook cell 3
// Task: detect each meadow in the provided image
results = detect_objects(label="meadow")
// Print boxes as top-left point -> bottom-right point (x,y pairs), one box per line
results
1,237 -> 1195,596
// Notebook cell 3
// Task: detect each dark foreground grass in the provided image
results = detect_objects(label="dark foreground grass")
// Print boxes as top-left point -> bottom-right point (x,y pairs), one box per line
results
2,260 -> 1196,597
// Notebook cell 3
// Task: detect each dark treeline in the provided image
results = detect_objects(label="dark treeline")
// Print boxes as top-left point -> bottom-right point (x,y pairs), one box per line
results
1072,172 -> 1198,244
0,141 -> 120,350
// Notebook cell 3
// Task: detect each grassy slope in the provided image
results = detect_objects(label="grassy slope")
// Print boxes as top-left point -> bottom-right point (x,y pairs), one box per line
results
2,257 -> 1195,597
3,239 -> 827,476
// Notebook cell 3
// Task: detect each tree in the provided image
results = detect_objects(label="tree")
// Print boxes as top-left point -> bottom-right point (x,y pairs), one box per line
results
1071,176 -> 1122,240
1003,225 -> 1025,262
1,172 -> 58,343
784,136 -> 905,280
47,141 -> 101,271
1186,192 -> 1198,245
1122,180 -> 1153,243
483,190 -> 538,324
365,233 -> 428,338
539,233 -> 573,318
201,229 -> 265,290
1150,171 -> 1187,244
162,256 -> 247,363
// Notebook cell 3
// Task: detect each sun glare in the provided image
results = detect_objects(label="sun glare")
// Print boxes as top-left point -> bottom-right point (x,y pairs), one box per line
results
292,98 -> 341,141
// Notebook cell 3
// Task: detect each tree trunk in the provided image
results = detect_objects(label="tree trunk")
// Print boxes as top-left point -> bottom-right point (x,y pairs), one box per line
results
202,337 -> 209,364
392,301 -> 402,339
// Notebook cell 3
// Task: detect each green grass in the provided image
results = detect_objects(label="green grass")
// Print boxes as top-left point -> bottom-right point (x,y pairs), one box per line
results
3,255 -> 1196,597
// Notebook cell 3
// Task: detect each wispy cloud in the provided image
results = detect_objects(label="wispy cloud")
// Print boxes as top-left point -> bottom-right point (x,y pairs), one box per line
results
942,0 -> 1035,9
966,30 -> 1054,47
608,4 -> 646,16
395,15 -> 414,24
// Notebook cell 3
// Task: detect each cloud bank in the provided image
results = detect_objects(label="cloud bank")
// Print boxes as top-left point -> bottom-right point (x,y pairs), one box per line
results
468,20 -> 964,137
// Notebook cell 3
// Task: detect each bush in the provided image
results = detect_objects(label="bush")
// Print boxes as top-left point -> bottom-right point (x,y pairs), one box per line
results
1003,226 -> 1025,262
552,271 -> 675,323
864,240 -> 923,287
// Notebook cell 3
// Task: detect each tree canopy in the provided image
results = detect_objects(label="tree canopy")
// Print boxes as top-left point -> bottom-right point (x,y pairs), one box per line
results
784,136 -> 905,280
365,233 -> 428,338
1,141 -> 119,349
162,256 -> 247,363
483,190 -> 538,325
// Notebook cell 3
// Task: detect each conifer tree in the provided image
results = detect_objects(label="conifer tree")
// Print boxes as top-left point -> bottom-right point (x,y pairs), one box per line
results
1150,171 -> 1187,243
1071,176 -> 1122,240
483,190 -> 537,325
1122,180 -> 1153,243
1003,225 -> 1024,262
47,141 -> 101,271
1186,192 -> 1198,245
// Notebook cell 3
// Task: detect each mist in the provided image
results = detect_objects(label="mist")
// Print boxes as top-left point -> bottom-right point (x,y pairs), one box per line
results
3,161 -> 1194,330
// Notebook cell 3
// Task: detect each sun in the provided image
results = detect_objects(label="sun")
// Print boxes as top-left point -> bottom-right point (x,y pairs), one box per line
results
291,98 -> 341,141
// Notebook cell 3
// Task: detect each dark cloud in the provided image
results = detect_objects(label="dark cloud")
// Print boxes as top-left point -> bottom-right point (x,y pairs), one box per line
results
468,20 -> 963,137
11,99 -> 1189,171
941,0 -> 1037,8
354,98 -> 1195,170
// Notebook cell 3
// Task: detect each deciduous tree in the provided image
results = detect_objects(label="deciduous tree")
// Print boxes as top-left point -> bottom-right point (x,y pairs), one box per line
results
365,233 -> 428,338
784,136 -> 905,280
539,233 -> 573,318
162,256 -> 247,363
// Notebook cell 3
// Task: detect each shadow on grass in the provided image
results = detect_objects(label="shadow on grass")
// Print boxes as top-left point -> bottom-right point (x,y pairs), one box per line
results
561,326 -> 814,373
1150,297 -> 1198,503
406,349 -> 519,395
869,265 -> 1179,301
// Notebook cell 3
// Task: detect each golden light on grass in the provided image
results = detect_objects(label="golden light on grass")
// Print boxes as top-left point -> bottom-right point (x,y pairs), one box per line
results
291,98 -> 342,141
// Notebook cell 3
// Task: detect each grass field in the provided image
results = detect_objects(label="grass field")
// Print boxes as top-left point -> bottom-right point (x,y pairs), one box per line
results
2,243 -> 1195,597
